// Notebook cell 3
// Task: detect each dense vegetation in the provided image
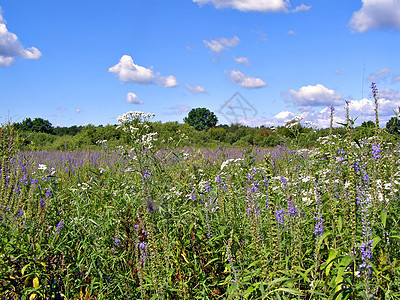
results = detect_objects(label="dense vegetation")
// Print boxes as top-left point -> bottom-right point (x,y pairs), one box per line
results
1,97 -> 400,299
11,109 -> 400,151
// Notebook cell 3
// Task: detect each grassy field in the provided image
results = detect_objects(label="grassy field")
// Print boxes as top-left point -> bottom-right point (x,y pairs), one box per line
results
1,110 -> 400,299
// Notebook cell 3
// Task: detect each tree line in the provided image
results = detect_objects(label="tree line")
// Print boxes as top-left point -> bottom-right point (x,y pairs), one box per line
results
11,107 -> 400,151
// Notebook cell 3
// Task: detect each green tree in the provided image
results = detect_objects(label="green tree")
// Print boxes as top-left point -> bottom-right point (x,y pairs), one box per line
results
183,107 -> 218,131
386,116 -> 400,135
19,117 -> 54,134
361,120 -> 375,128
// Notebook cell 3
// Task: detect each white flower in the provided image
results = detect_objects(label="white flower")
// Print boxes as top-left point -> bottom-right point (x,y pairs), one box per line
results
38,164 -> 47,171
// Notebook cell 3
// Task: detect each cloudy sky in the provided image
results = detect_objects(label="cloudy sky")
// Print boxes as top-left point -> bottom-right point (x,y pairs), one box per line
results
1,0 -> 400,128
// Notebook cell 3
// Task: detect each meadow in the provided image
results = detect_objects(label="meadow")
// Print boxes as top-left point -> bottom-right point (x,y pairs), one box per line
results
1,107 -> 400,299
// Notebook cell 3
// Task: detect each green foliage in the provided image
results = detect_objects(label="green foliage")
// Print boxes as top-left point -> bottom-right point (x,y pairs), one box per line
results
184,107 -> 218,131
361,120 -> 375,128
386,116 -> 400,136
17,117 -> 54,134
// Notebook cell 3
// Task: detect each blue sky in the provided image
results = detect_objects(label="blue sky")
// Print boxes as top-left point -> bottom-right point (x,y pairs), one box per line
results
1,0 -> 400,128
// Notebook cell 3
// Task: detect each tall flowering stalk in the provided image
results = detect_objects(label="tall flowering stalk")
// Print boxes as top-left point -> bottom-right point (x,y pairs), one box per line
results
313,181 -> 324,238
358,187 -> 374,297
371,82 -> 380,137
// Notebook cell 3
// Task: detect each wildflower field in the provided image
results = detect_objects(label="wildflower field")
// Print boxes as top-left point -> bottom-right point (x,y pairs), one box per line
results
1,108 -> 400,299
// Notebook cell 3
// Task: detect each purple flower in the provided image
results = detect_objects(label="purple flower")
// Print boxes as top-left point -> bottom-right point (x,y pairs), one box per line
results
287,197 -> 299,218
40,198 -> 46,208
205,181 -> 211,193
139,242 -> 147,250
190,183 -> 196,201
142,170 -> 152,181
371,143 -> 381,160
353,162 -> 360,173
45,189 -> 51,198
275,208 -> 285,227
313,181 -> 324,238
55,220 -> 64,234
114,237 -> 121,247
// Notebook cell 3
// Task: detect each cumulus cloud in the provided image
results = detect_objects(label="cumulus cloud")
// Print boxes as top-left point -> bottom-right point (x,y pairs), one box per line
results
0,7 -> 42,67
108,55 -> 155,83
108,55 -> 178,87
185,83 -> 207,95
233,56 -> 250,66
193,0 -> 310,13
284,84 -> 343,110
75,108 -> 81,113
158,75 -> 178,87
264,108 -> 340,128
228,70 -> 267,89
229,87 -> 400,128
168,105 -> 191,115
127,92 -> 143,104
349,0 -> 400,33
273,87 -> 400,128
203,36 -> 239,54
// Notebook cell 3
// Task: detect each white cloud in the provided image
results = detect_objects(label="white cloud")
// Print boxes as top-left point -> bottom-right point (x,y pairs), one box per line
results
0,7 -> 42,67
228,70 -> 267,89
194,0 -> 310,13
287,30 -> 296,35
349,0 -> 400,33
108,55 -> 155,83
274,110 -> 297,122
335,70 -> 342,75
158,75 -> 178,87
75,108 -> 81,113
229,87 -> 400,128
203,36 -> 239,54
285,84 -> 343,110
169,105 -> 191,115
276,88 -> 400,128
108,55 -> 178,87
233,56 -> 250,66
127,92 -> 143,104
266,108 -> 339,128
185,83 -> 207,95
289,3 -> 311,13
367,67 -> 400,84
0,56 -> 13,66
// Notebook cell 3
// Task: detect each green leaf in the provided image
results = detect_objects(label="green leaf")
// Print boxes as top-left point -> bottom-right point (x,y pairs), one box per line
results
272,287 -> 304,296
323,249 -> 338,276
390,235 -> 400,241
372,236 -> 382,249
228,282 -> 238,295
381,210 -> 388,228
21,263 -> 31,276
244,286 -> 254,298
338,215 -> 343,232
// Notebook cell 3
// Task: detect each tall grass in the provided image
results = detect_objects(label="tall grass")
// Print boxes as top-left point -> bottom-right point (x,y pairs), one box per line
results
1,97 -> 400,299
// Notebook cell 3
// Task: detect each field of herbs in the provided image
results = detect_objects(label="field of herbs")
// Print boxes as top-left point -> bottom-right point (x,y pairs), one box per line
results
1,105 -> 400,299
